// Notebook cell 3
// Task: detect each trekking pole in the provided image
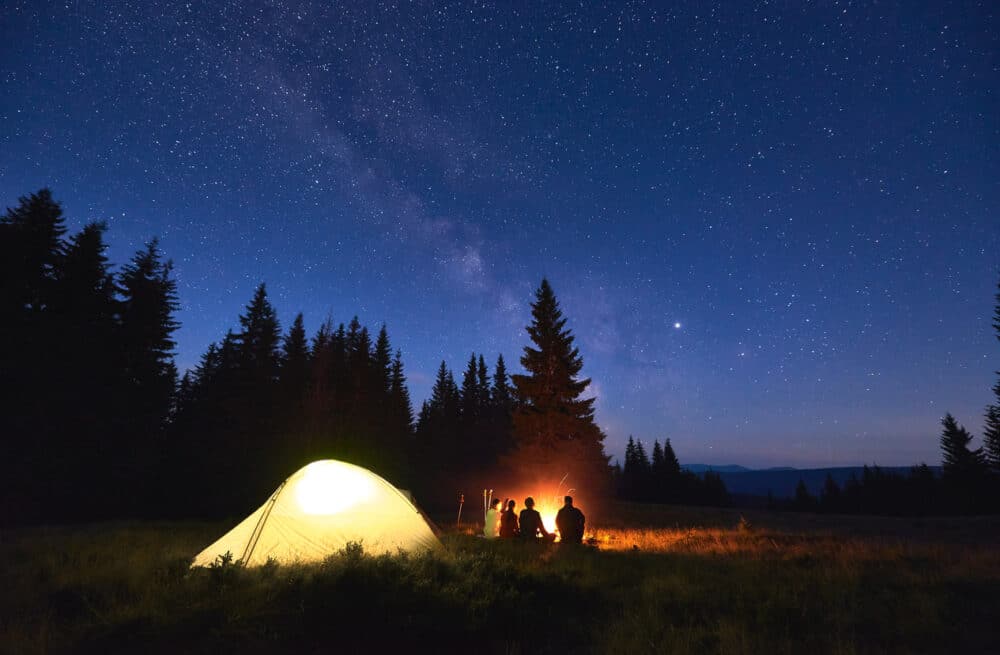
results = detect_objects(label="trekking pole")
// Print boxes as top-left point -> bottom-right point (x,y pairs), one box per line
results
456,493 -> 464,528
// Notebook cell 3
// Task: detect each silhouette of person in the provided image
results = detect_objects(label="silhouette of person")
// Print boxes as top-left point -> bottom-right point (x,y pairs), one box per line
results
518,497 -> 550,540
499,499 -> 519,538
484,498 -> 501,539
555,495 -> 585,544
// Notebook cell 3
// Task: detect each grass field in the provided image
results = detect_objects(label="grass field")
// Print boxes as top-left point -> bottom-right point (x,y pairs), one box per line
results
2,505 -> 999,654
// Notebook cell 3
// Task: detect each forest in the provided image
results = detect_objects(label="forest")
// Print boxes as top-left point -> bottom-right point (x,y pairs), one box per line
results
2,189 -> 999,525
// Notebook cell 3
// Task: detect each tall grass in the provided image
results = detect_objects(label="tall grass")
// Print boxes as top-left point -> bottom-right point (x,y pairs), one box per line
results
2,509 -> 998,654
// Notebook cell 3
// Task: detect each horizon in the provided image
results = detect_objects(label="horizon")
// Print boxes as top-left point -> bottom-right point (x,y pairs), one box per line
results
3,2 -> 997,470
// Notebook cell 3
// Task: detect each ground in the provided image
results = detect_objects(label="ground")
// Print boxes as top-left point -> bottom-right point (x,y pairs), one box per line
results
2,504 -> 999,654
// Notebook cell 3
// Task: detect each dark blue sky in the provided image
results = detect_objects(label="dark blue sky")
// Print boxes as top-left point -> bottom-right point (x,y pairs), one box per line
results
2,1 -> 997,467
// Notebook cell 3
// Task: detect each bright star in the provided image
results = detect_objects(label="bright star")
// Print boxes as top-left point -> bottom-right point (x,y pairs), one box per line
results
674,322 -> 682,329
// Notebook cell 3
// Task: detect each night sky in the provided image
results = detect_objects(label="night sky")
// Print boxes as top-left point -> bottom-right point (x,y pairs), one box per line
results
2,1 -> 997,468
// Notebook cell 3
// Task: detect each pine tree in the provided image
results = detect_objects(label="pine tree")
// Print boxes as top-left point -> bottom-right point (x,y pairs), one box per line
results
1,190 -> 69,512
939,413 -> 985,477
510,279 -> 609,486
477,355 -> 490,408
460,353 -> 481,422
650,440 -> 665,501
0,188 -> 66,314
418,361 -> 462,471
51,222 -> 120,512
373,325 -> 393,396
57,222 -> 116,327
389,350 -> 413,436
279,312 -> 310,461
492,354 -> 513,411
280,313 -> 309,393
488,353 -> 515,460
55,222 -> 118,394
986,280 -> 1000,473
983,405 -> 1000,474
653,439 -> 683,504
661,439 -> 681,476
118,239 -> 180,435
237,283 -> 281,383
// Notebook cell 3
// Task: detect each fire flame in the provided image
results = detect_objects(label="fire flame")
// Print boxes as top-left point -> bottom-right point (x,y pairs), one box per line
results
495,475 -> 579,542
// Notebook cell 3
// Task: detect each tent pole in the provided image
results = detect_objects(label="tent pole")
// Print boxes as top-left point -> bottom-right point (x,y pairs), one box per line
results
241,480 -> 287,564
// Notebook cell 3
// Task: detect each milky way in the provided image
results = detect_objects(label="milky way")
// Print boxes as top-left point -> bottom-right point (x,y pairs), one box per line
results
2,1 -> 997,467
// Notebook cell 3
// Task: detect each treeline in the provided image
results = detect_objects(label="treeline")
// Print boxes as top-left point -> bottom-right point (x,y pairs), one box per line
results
784,283 -> 1000,516
614,437 -> 729,506
0,190 -> 617,524
1,190 -> 179,522
167,286 -> 424,517
783,413 -> 1000,516
170,292 -> 525,516
4,188 -> 995,524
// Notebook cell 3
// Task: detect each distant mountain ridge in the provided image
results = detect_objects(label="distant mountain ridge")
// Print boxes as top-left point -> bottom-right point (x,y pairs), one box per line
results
681,465 -> 943,498
682,464 -> 752,473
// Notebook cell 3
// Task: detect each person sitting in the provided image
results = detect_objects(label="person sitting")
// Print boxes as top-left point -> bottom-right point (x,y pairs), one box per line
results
555,495 -> 585,544
484,498 -> 501,539
499,499 -> 519,538
518,497 -> 550,540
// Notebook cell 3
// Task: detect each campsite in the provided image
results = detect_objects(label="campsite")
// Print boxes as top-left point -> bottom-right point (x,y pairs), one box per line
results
4,503 -> 1000,654
3,1 -> 1000,653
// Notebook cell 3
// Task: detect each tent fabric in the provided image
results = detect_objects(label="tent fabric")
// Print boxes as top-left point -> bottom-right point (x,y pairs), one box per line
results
192,460 -> 442,567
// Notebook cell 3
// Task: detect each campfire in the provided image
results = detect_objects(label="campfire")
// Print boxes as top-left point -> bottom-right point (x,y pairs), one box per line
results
483,475 -> 588,542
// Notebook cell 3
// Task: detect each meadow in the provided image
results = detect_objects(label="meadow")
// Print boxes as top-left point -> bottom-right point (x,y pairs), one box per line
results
2,504 -> 999,654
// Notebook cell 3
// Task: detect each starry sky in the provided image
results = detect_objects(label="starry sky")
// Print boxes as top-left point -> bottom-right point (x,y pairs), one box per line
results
2,1 -> 997,468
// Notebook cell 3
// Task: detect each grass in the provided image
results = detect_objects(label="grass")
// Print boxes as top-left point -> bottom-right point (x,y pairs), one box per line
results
2,505 -> 999,654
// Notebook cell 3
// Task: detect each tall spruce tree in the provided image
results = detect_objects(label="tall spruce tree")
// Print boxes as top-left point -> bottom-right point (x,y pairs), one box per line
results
492,354 -> 513,411
389,350 -> 413,436
417,361 -> 462,471
53,222 -> 120,513
661,439 -> 681,476
1,191 -> 68,462
651,440 -> 665,500
510,279 -> 609,487
477,355 -> 490,407
56,222 -> 118,409
279,313 -> 310,461
0,188 -> 66,314
489,353 -> 515,459
460,353 -> 481,422
280,313 -> 309,393
118,239 -> 180,437
237,283 -> 281,384
373,325 -> 393,396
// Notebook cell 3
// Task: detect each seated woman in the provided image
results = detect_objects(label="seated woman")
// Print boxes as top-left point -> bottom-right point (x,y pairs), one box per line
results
484,498 -> 501,539
499,499 -> 519,538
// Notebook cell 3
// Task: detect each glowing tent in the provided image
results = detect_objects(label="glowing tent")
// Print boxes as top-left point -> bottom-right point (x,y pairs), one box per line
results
192,460 -> 442,567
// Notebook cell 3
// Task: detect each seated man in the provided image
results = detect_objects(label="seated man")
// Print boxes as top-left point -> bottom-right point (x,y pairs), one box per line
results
518,497 -> 550,540
555,495 -> 585,544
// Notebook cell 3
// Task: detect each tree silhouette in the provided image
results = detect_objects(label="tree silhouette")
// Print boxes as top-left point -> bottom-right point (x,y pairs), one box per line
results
118,239 -> 180,438
984,405 -> 1000,474
510,279 -> 609,489
986,280 -> 1000,474
939,413 -> 985,477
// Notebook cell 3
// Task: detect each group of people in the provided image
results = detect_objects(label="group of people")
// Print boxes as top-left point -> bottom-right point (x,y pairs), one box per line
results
484,495 -> 586,544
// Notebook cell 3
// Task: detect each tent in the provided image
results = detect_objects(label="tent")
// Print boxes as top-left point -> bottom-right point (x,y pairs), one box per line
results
192,459 -> 442,566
